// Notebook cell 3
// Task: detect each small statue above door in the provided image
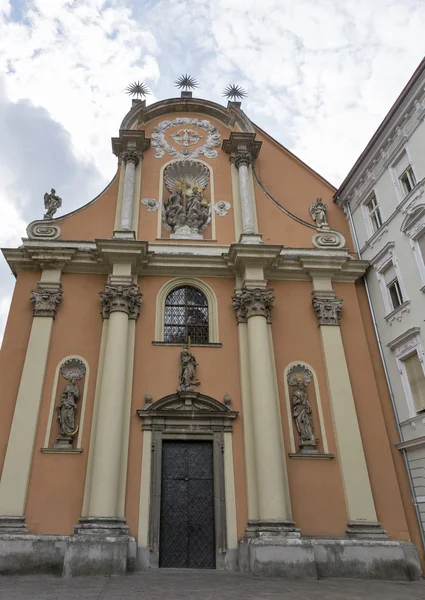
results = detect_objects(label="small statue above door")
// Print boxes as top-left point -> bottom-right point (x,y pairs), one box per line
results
163,160 -> 211,240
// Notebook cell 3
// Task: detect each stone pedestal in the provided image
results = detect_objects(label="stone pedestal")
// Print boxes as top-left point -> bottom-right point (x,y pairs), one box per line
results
53,435 -> 73,450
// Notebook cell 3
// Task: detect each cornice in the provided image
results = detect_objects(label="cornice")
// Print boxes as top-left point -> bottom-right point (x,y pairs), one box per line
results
335,69 -> 425,206
2,240 -> 367,282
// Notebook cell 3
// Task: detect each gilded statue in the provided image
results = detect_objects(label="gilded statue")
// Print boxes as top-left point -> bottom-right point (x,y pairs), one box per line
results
43,188 -> 62,220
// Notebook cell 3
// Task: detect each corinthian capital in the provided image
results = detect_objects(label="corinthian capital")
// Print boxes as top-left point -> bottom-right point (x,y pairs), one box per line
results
30,282 -> 62,318
232,287 -> 274,323
234,151 -> 253,169
100,283 -> 142,320
122,150 -> 141,166
312,293 -> 342,326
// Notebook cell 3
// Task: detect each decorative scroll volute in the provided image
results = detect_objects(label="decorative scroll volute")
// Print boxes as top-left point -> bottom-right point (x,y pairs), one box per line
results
232,287 -> 275,324
99,283 -> 142,320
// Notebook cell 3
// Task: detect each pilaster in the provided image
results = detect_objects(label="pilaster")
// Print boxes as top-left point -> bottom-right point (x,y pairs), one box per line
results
311,279 -> 387,539
0,272 -> 63,532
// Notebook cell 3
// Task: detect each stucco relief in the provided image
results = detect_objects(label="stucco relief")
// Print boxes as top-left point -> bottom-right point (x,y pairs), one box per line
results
30,282 -> 62,318
151,118 -> 221,159
141,197 -> 161,212
99,283 -> 142,320
232,287 -> 275,324
312,294 -> 342,326
26,221 -> 61,240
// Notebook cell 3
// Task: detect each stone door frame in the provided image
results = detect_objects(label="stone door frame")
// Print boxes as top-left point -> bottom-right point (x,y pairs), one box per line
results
137,391 -> 238,570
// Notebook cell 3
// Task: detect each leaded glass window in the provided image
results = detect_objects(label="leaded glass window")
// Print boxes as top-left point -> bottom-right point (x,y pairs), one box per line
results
164,286 -> 209,344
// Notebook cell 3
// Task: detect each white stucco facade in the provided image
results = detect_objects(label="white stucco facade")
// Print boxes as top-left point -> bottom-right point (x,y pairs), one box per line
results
335,59 -> 425,534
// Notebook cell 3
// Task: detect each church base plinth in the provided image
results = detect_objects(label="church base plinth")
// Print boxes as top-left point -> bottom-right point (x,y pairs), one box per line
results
346,520 -> 388,539
0,516 -> 28,534
245,519 -> 301,538
238,536 -> 421,580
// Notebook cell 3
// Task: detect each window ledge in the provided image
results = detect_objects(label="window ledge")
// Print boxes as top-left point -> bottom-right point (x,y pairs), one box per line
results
152,341 -> 222,348
420,284 -> 425,294
384,300 -> 410,325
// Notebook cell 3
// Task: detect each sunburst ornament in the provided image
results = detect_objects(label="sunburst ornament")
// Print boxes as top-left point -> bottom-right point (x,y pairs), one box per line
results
125,81 -> 151,98
175,74 -> 199,91
222,84 -> 247,101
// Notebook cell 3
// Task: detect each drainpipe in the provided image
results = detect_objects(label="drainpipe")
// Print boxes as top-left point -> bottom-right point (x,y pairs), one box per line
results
345,202 -> 425,552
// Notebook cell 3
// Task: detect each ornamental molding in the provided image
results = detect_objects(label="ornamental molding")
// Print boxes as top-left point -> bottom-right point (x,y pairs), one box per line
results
213,200 -> 231,216
384,300 -> 411,326
30,282 -> 62,318
111,130 -> 150,161
122,149 -> 141,166
232,286 -> 275,323
312,229 -> 345,249
222,131 -> 262,162
27,220 -> 61,240
151,118 -> 221,159
388,327 -> 421,356
370,241 -> 395,272
99,283 -> 142,320
400,203 -> 425,237
141,197 -> 161,212
335,76 -> 425,207
312,293 -> 342,326
234,151 -> 253,169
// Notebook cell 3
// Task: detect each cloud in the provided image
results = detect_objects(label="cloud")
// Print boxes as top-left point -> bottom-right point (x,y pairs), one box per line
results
0,0 -> 424,342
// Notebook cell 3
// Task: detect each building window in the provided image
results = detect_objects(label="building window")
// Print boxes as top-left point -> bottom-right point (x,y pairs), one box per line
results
383,263 -> 403,310
403,352 -> 425,413
399,166 -> 416,196
164,285 -> 209,344
416,232 -> 425,265
365,194 -> 383,233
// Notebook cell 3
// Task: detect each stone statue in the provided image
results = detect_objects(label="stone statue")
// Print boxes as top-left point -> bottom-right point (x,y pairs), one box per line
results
287,364 -> 318,454
178,345 -> 200,392
162,160 -> 211,239
54,358 -> 86,449
43,188 -> 62,219
309,197 -> 328,229
57,378 -> 79,437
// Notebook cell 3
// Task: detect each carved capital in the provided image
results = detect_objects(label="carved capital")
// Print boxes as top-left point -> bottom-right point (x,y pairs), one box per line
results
30,282 -> 62,318
100,283 -> 142,320
312,293 -> 342,326
232,287 -> 274,323
122,150 -> 141,166
234,151 -> 253,169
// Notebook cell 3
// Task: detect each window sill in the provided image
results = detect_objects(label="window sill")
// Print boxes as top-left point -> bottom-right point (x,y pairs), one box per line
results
384,300 -> 410,325
152,341 -> 222,348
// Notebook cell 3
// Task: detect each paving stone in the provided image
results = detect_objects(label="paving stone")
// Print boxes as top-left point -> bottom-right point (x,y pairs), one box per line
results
0,571 -> 424,599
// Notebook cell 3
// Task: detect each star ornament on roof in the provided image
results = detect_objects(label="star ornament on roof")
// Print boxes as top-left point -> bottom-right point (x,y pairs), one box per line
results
175,74 -> 199,91
125,81 -> 151,98
223,84 -> 247,101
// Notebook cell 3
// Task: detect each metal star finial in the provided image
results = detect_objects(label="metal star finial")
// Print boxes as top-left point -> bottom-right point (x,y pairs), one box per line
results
223,84 -> 247,101
125,81 -> 151,98
175,74 -> 199,91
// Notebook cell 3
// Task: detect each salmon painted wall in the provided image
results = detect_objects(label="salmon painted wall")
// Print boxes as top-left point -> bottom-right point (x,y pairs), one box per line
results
0,272 -> 38,475
25,273 -> 105,534
125,275 -> 247,539
54,174 -> 119,241
254,129 -> 353,250
334,282 -> 411,541
270,279 -> 347,535
137,113 -> 236,245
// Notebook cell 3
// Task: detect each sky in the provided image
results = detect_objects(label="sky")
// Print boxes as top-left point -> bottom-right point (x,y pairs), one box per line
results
0,0 -> 424,341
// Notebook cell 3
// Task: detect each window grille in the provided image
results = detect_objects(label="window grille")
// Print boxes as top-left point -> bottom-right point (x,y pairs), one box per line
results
164,286 -> 209,344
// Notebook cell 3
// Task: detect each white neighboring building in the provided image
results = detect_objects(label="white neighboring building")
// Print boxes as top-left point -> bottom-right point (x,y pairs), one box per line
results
335,58 -> 425,536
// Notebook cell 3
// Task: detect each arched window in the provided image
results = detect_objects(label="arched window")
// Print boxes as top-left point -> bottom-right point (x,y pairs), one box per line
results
164,286 -> 209,344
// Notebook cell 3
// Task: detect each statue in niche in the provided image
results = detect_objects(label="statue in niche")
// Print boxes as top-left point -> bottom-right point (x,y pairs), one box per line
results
54,358 -> 86,449
43,188 -> 62,219
178,343 -> 200,392
163,160 -> 211,239
309,197 -> 328,229
287,364 -> 318,454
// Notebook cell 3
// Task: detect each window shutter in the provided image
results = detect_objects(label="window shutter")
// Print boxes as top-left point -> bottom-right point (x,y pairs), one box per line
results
383,263 -> 397,285
404,353 -> 425,412
417,233 -> 425,263
393,152 -> 410,178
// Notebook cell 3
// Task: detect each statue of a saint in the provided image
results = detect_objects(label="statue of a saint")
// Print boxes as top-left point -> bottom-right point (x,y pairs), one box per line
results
292,379 -> 317,453
309,197 -> 328,229
178,345 -> 200,392
44,188 -> 62,220
57,378 -> 79,438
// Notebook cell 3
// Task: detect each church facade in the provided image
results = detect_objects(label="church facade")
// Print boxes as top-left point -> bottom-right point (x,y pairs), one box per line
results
0,92 -> 423,578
